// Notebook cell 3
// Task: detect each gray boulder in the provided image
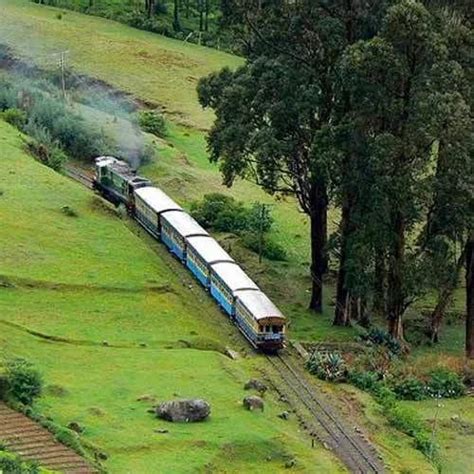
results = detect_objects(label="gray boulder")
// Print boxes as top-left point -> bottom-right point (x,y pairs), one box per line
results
156,399 -> 210,422
244,379 -> 268,394
243,395 -> 265,411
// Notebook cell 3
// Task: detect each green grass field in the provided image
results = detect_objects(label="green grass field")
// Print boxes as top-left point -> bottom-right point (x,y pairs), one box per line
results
0,119 -> 343,473
0,0 -> 241,130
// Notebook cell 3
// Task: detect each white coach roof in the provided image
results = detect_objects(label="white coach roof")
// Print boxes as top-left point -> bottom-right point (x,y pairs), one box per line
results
211,262 -> 259,292
235,290 -> 285,321
162,210 -> 209,238
135,186 -> 183,215
187,236 -> 234,265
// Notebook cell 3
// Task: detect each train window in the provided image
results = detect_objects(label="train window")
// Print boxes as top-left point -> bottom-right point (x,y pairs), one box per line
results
272,325 -> 282,333
259,325 -> 263,332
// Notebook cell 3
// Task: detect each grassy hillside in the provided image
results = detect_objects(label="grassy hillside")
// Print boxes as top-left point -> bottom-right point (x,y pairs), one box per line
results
0,119 -> 343,473
0,0 -> 241,130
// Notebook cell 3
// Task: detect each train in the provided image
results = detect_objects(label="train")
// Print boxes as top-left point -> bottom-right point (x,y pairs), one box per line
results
93,156 -> 286,351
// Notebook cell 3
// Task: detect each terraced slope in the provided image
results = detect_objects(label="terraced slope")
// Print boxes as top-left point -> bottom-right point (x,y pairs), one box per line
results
0,402 -> 95,473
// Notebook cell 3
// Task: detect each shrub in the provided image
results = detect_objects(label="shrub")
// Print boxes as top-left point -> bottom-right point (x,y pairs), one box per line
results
191,193 -> 249,233
5,358 -> 43,405
138,110 -> 167,137
392,377 -> 428,401
191,195 -> 284,260
61,206 -> 78,218
426,367 -> 465,398
360,328 -> 402,355
26,124 -> 68,172
347,370 -> 380,392
241,232 -> 287,261
1,108 -> 27,129
0,81 -> 17,111
0,450 -> 39,473
306,352 -> 347,382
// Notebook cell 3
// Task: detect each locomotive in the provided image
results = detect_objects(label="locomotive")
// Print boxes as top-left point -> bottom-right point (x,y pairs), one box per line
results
94,156 -> 286,351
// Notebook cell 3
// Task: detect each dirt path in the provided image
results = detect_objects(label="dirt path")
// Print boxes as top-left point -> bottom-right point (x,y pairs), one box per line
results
0,402 -> 96,473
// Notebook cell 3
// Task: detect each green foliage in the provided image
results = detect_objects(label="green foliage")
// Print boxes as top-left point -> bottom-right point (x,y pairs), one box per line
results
306,352 -> 347,382
426,367 -> 465,399
191,194 -> 285,260
138,110 -> 167,137
0,450 -> 40,474
27,96 -> 107,159
392,377 -> 428,401
4,358 -> 43,406
0,108 -> 27,129
347,370 -> 380,392
25,123 -> 68,172
0,81 -> 17,111
191,193 -> 267,234
360,328 -> 402,355
241,232 -> 287,261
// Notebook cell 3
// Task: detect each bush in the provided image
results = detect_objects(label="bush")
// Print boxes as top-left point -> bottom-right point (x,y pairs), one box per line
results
138,110 -> 167,137
5,358 -> 43,405
360,328 -> 402,355
191,195 -> 285,260
347,370 -> 380,392
427,367 -> 465,398
0,81 -> 17,111
306,352 -> 347,382
392,377 -> 428,401
191,194 -> 249,233
1,108 -> 27,129
241,232 -> 288,261
28,98 -> 107,160
26,124 -> 68,172
61,205 -> 78,217
0,450 -> 40,473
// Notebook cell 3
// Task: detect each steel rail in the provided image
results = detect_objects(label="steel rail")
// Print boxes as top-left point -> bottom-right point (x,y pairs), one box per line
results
267,353 -> 384,473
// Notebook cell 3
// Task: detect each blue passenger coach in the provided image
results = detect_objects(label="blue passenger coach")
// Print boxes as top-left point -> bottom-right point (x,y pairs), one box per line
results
160,211 -> 208,261
134,186 -> 183,238
210,262 -> 259,316
234,290 -> 285,351
186,236 -> 234,287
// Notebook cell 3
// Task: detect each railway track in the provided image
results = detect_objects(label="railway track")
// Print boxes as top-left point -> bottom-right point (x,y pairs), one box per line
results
65,165 -> 385,473
266,351 -> 385,473
65,165 -> 94,189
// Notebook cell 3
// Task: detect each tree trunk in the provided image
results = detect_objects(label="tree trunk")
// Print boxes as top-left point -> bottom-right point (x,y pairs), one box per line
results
387,213 -> 405,340
334,199 -> 351,325
309,183 -> 328,313
430,248 -> 466,343
147,0 -> 155,18
466,235 -> 474,359
374,248 -> 386,315
173,0 -> 181,31
204,0 -> 209,31
199,0 -> 204,31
